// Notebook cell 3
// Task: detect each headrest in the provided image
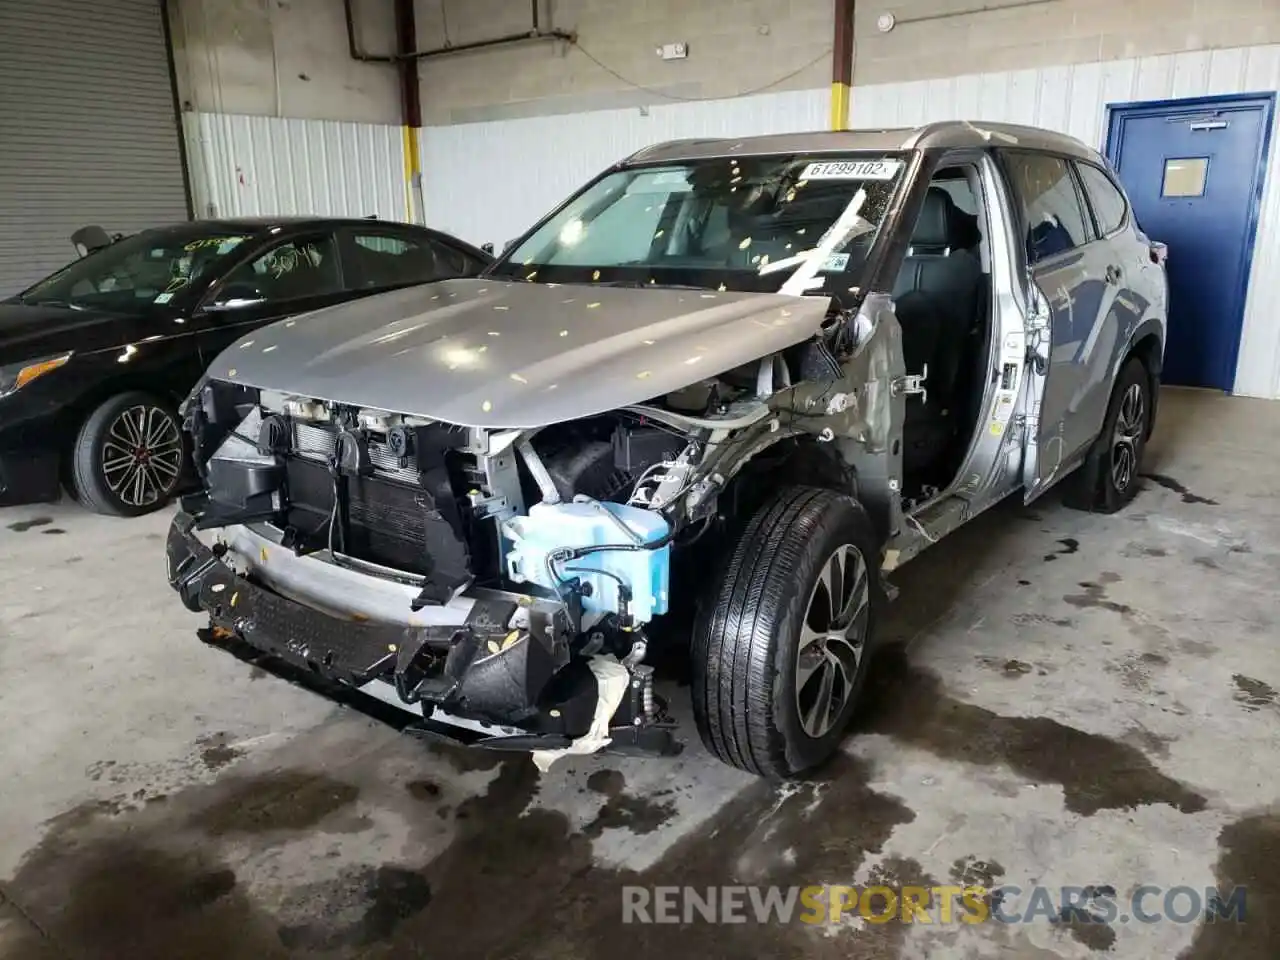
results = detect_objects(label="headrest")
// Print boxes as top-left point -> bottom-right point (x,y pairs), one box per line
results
911,187 -> 959,248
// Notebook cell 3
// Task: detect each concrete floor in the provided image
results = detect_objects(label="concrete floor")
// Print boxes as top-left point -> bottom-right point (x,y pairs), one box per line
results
0,387 -> 1277,960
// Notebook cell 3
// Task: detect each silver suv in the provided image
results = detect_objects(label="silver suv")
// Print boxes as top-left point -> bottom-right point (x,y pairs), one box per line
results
167,122 -> 1168,779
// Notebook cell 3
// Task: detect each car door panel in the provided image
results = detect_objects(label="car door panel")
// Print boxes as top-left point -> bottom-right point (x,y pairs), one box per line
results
1000,150 -> 1103,501
194,233 -> 349,368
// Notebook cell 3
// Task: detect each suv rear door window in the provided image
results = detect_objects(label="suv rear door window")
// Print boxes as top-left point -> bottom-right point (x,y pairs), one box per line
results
1075,162 -> 1128,236
1001,152 -> 1091,263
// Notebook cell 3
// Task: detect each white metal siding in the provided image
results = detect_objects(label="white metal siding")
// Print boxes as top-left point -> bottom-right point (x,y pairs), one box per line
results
187,112 -> 408,224
849,44 -> 1280,399
420,44 -> 1280,398
0,0 -> 189,295
419,89 -> 828,252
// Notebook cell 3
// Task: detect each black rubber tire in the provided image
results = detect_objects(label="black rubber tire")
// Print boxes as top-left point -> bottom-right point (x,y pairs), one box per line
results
691,486 -> 882,779
71,392 -> 184,517
1062,356 -> 1151,514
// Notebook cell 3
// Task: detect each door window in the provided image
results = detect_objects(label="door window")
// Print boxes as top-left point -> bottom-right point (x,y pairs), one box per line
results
1075,163 -> 1129,235
1161,158 -> 1209,197
1001,152 -> 1091,263
345,232 -> 470,289
216,235 -> 341,305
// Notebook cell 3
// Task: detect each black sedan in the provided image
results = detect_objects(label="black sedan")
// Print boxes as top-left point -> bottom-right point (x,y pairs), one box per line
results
0,217 -> 491,516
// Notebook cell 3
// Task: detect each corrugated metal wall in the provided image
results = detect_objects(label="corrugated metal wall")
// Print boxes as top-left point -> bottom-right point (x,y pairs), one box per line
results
187,112 -> 407,223
417,44 -> 1280,398
0,0 -> 189,295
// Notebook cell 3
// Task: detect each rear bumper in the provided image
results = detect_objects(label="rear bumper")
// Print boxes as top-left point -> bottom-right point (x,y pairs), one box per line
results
165,513 -> 678,756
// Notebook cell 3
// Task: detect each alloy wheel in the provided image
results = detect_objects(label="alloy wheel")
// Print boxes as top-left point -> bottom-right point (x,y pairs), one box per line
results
795,543 -> 870,738
102,404 -> 183,508
1110,383 -> 1146,492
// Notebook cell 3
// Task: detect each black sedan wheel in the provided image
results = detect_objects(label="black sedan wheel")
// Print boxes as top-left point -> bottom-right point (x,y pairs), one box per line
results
692,487 -> 881,779
72,392 -> 184,517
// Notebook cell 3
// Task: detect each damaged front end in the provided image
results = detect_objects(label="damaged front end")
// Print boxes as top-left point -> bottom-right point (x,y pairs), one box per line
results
167,283 -> 897,764
169,381 -> 713,759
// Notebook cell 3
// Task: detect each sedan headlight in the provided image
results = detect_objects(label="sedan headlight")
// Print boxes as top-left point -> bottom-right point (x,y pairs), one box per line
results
0,352 -> 73,399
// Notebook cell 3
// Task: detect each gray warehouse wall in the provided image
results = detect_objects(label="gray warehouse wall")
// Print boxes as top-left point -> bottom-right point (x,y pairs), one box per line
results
169,0 -> 400,123
413,0 -> 835,124
171,1 -> 1280,126
416,0 -> 1280,123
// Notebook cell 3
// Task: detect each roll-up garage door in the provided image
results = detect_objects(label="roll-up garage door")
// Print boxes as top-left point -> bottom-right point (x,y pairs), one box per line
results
0,0 -> 190,295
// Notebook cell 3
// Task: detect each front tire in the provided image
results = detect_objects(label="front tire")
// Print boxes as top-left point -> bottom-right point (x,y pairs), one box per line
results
71,392 -> 185,517
1063,357 -> 1151,514
691,487 -> 881,779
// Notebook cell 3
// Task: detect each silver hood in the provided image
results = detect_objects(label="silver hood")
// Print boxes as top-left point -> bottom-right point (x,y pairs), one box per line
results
207,278 -> 830,428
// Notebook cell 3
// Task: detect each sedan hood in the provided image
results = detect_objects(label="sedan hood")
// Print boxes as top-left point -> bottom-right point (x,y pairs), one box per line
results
0,302 -> 134,365
206,278 -> 829,428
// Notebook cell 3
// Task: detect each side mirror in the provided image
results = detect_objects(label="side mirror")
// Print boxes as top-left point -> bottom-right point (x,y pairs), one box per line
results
502,238 -> 517,253
205,282 -> 266,311
481,242 -> 495,255
71,225 -> 112,257
1149,241 -> 1168,266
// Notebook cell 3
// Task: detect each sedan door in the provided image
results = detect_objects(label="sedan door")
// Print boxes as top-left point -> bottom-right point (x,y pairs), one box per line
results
193,231 -> 351,367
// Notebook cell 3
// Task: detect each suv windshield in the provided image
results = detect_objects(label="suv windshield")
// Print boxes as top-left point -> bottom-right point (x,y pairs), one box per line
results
493,152 -> 908,294
16,226 -> 258,311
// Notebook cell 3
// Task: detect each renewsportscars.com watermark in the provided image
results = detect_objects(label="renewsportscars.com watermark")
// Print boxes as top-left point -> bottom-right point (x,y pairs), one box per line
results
621,884 -> 1247,926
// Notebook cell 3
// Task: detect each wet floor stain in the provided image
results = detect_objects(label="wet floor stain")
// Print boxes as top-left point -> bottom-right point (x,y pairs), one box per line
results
429,753 -> 930,960
1193,555 -> 1220,570
1180,811 -> 1280,960
1141,473 -> 1219,505
406,779 -> 442,801
976,656 -> 1036,678
950,855 -> 1004,889
1052,884 -> 1118,952
7,802 -> 288,960
195,733 -> 242,772
582,769 -> 678,839
186,771 -> 361,838
1064,572 -> 1132,616
857,647 -> 1206,816
1231,675 -> 1277,712
1043,537 -> 1080,562
6,516 -> 52,532
40,527 -> 66,535
1010,612 -> 1075,628
275,865 -> 432,951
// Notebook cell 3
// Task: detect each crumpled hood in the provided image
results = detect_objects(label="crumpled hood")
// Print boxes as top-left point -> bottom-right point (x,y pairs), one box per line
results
206,278 -> 829,428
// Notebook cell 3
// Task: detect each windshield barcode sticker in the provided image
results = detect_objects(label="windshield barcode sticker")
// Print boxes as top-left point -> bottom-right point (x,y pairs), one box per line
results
801,159 -> 902,181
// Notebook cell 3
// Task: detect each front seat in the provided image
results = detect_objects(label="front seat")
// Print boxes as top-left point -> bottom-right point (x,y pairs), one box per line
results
893,187 -> 984,478
893,188 -> 983,400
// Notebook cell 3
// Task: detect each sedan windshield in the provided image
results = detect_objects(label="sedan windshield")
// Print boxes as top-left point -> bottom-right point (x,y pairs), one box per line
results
493,152 -> 907,294
16,226 -> 258,311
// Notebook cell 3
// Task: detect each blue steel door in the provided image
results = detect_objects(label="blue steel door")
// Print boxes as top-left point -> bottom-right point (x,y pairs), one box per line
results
1106,95 -> 1274,390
